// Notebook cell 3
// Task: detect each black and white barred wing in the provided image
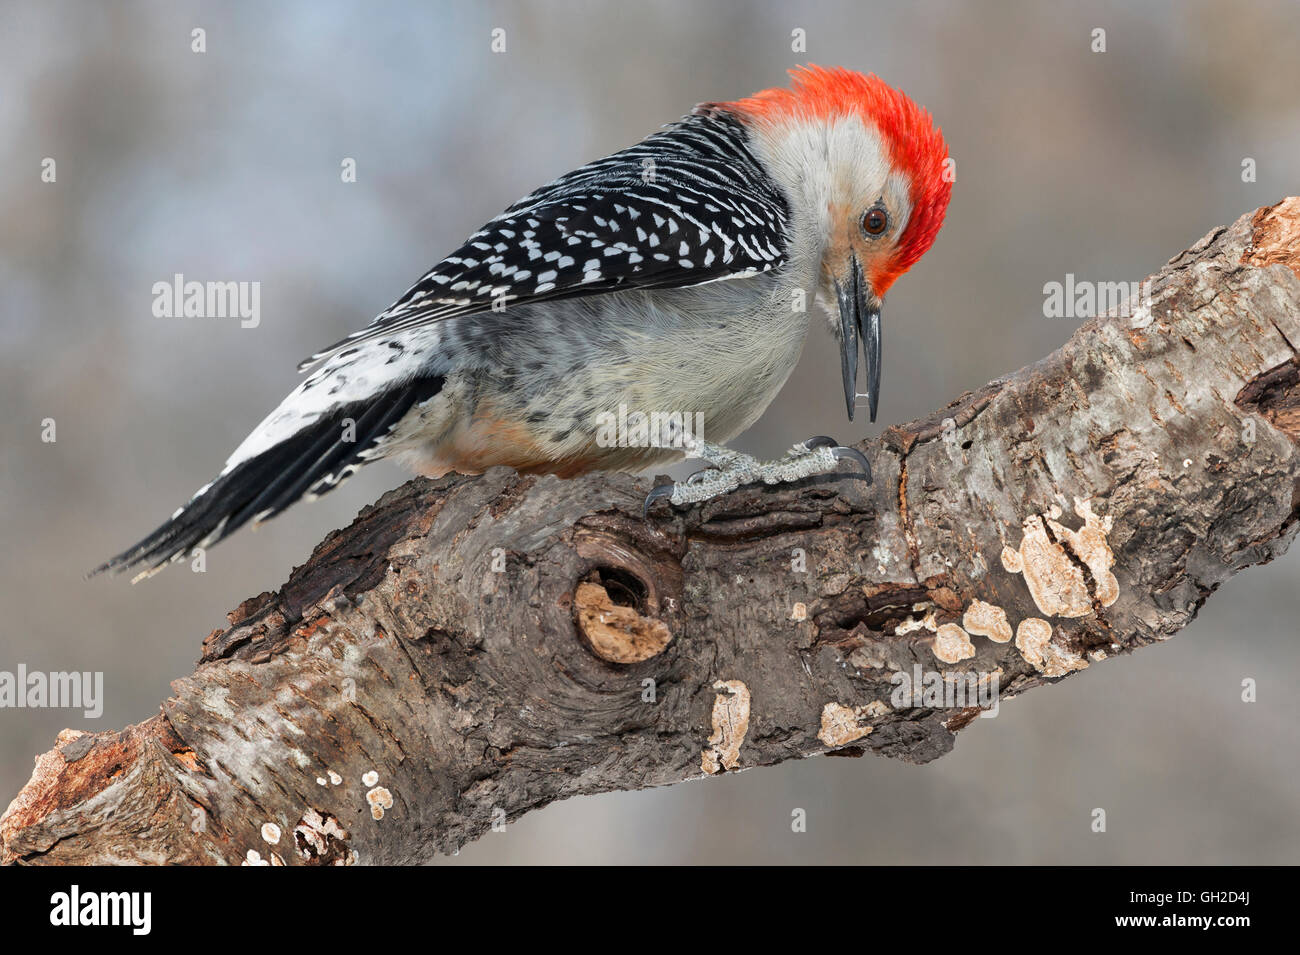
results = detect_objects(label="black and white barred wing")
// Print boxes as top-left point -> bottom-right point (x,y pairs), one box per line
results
299,109 -> 791,369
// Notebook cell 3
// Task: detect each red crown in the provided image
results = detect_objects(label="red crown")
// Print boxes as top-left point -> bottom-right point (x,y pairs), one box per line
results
723,65 -> 952,292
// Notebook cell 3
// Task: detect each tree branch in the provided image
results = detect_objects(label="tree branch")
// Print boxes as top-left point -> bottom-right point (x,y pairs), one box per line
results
5,199 -> 1299,866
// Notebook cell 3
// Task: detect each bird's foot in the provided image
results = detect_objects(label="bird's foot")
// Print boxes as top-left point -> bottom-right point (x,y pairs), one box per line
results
643,435 -> 871,517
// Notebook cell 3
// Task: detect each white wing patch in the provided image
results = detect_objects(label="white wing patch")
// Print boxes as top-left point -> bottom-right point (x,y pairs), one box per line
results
223,323 -> 445,473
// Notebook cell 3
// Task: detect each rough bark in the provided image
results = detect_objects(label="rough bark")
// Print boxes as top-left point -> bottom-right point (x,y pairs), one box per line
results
4,199 -> 1299,866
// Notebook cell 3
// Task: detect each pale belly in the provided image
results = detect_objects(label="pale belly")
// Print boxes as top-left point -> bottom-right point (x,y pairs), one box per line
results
392,269 -> 818,477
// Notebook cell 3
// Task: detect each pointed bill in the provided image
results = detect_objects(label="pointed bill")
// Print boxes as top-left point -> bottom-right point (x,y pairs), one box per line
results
836,267 -> 859,421
835,255 -> 883,423
863,300 -> 881,423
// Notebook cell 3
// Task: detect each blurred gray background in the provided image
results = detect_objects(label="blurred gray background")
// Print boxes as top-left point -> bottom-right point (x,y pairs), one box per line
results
2,0 -> 1298,864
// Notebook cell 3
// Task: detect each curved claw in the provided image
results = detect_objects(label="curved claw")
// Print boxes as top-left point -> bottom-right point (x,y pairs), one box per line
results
831,446 -> 873,484
802,435 -> 839,451
685,467 -> 716,486
642,483 -> 677,519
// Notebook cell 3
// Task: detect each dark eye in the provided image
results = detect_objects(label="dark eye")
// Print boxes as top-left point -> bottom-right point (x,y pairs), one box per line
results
861,206 -> 889,237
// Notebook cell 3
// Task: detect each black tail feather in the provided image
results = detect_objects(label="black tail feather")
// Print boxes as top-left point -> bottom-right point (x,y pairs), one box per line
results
90,375 -> 444,580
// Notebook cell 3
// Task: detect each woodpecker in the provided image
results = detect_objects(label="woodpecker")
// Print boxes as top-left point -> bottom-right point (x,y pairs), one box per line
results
96,65 -> 952,580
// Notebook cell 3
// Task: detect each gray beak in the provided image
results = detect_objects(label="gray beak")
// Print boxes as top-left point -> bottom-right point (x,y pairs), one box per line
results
835,255 -> 882,423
